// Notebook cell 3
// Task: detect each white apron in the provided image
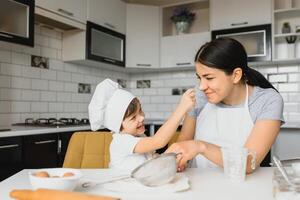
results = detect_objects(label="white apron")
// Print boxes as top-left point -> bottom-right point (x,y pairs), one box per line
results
194,85 -> 254,169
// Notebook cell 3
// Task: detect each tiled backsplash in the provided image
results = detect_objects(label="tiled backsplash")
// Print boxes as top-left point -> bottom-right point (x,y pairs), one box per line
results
0,25 -> 300,126
0,25 -> 128,126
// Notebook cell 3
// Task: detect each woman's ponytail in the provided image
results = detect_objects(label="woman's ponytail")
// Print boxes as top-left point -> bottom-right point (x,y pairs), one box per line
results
245,67 -> 278,92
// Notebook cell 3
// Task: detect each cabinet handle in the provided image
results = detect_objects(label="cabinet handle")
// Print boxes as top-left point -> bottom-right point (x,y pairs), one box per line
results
0,144 -> 19,149
0,33 -> 13,38
57,139 -> 62,154
34,140 -> 56,145
103,58 -> 116,63
176,62 -> 191,66
57,8 -> 74,17
104,22 -> 116,30
231,22 -> 248,26
137,64 -> 151,67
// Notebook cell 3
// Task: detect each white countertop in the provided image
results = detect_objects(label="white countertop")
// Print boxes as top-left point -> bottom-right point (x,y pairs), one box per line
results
282,122 -> 300,129
0,167 -> 274,200
0,119 -> 299,138
0,119 -> 166,138
0,125 -> 91,138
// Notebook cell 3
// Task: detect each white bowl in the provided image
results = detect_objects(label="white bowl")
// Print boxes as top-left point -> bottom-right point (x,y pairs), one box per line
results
29,168 -> 82,191
292,162 -> 300,174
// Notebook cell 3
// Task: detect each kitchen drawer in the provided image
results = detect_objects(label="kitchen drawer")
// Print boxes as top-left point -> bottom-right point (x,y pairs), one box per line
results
0,136 -> 23,181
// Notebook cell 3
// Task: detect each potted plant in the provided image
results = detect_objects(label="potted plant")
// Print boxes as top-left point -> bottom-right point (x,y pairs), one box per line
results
282,22 -> 291,34
170,7 -> 195,34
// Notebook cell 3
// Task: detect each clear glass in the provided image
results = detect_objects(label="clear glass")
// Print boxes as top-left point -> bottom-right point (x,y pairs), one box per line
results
273,167 -> 300,200
221,147 -> 256,182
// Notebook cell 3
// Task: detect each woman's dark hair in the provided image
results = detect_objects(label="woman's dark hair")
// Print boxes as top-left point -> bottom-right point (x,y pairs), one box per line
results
123,98 -> 140,119
194,37 -> 277,91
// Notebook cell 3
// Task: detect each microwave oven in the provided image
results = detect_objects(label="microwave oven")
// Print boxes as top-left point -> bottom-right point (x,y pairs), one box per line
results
0,0 -> 34,47
86,21 -> 126,67
212,24 -> 272,62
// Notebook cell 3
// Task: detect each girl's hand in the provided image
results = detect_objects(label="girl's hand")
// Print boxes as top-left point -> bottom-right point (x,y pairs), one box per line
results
166,140 -> 205,170
178,89 -> 196,112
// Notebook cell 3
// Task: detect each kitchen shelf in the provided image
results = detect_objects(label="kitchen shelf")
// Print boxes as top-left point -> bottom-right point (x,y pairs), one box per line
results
274,33 -> 300,37
272,0 -> 300,60
274,7 -> 300,13
161,0 -> 209,37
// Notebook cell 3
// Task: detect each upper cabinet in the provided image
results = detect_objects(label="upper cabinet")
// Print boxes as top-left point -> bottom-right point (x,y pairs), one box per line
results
87,0 -> 126,34
210,0 -> 272,30
126,4 -> 160,68
160,1 -> 210,68
0,0 -> 34,46
35,0 -> 87,30
161,32 -> 210,68
273,0 -> 300,61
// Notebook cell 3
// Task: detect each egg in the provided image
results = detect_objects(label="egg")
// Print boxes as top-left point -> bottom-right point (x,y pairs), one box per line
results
62,172 -> 74,177
34,171 -> 50,178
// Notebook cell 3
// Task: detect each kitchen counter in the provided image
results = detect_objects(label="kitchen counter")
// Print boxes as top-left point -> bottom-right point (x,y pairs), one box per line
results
0,119 -> 165,138
281,122 -> 300,129
0,167 -> 274,200
1,119 -> 298,138
0,125 -> 91,138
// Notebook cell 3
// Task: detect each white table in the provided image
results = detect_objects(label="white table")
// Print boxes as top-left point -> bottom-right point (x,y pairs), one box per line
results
0,168 -> 274,200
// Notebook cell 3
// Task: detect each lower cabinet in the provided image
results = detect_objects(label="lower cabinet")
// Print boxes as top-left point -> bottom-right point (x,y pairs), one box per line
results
23,133 -> 59,168
0,137 -> 23,181
0,130 -> 88,181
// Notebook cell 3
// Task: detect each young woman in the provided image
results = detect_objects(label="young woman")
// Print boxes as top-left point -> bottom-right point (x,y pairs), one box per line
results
167,38 -> 284,173
89,79 -> 195,172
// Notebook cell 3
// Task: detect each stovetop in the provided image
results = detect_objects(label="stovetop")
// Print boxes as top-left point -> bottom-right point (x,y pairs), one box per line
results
13,118 -> 90,128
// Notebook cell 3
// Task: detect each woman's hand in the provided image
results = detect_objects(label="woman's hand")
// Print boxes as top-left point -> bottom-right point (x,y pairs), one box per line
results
166,140 -> 206,171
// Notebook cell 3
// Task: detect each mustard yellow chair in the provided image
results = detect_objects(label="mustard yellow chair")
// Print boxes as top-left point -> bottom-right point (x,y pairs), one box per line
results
63,131 -> 112,168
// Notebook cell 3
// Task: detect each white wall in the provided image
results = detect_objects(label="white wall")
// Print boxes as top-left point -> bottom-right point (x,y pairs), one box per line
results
0,25 -> 300,126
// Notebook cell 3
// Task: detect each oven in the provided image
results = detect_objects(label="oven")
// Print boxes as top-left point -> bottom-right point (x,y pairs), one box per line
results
212,24 -> 272,62
86,21 -> 126,67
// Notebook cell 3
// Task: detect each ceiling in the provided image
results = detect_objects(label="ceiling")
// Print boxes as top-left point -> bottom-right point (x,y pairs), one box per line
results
123,0 -> 197,6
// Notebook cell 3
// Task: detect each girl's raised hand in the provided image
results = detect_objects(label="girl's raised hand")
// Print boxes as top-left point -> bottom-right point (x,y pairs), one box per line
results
178,88 -> 196,112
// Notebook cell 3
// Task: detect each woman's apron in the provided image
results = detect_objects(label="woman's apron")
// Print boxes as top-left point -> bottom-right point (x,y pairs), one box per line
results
194,85 -> 254,168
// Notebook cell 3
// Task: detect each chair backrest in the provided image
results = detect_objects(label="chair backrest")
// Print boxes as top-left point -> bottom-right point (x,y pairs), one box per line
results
63,132 -> 112,168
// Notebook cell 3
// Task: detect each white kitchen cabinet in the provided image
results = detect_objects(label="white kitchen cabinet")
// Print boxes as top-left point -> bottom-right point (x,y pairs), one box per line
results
87,0 -> 126,34
126,4 -> 160,68
272,128 -> 300,160
210,0 -> 272,30
161,32 -> 210,68
273,0 -> 300,61
35,0 -> 87,29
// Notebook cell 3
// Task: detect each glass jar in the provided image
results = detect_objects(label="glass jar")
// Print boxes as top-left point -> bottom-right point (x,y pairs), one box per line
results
273,168 -> 300,200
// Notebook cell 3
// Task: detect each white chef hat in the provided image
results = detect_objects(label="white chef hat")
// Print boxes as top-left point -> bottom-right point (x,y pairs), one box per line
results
88,78 -> 135,133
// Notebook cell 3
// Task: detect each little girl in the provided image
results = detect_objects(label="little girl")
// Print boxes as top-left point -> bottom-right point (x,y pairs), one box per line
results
89,79 -> 195,172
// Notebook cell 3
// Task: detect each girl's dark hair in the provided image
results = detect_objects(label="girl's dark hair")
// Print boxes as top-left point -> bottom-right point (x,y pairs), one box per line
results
194,37 -> 277,91
123,98 -> 140,119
